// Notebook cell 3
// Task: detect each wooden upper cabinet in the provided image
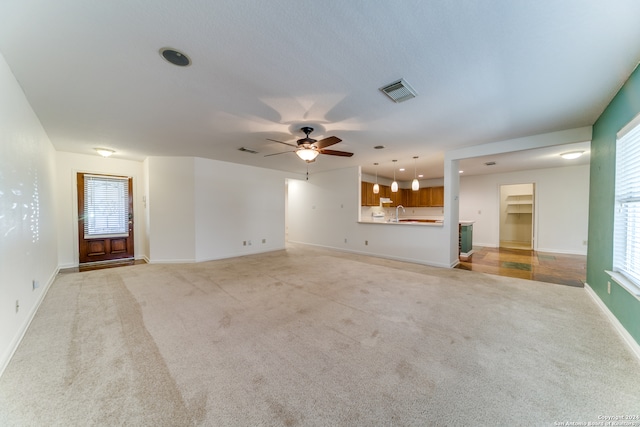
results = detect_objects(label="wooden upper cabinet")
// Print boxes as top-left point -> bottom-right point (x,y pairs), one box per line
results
361,181 -> 382,206
361,182 -> 444,207
430,186 -> 444,207
418,187 -> 431,207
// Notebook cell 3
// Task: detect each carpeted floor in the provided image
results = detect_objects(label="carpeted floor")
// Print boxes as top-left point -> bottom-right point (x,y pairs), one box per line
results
1,244 -> 638,426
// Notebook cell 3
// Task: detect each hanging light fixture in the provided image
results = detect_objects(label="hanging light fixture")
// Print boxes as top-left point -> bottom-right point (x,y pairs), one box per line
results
391,160 -> 398,193
296,148 -> 319,162
373,163 -> 380,194
412,156 -> 420,191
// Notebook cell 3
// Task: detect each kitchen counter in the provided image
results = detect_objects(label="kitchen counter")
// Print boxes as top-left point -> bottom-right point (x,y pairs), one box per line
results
359,218 -> 475,226
359,218 -> 443,226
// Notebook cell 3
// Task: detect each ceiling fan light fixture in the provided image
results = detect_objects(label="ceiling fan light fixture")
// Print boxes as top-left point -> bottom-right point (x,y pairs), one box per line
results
296,148 -> 319,162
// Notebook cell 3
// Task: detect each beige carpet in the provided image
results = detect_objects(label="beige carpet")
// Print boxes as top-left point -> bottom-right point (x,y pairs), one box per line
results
1,244 -> 638,426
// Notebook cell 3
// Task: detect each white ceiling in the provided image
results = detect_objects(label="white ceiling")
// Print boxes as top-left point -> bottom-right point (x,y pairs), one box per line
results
1,1 -> 638,179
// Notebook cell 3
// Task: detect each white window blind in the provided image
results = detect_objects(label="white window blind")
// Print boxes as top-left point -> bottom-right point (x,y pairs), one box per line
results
84,175 -> 129,238
613,116 -> 640,289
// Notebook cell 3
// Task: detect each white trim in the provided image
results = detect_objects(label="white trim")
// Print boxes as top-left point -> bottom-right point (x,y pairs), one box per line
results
616,111 -> 640,139
584,282 -> 640,362
605,270 -> 640,301
0,267 -> 59,378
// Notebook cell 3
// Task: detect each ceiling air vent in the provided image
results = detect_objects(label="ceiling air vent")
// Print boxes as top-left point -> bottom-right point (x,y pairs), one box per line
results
379,79 -> 417,103
238,147 -> 258,154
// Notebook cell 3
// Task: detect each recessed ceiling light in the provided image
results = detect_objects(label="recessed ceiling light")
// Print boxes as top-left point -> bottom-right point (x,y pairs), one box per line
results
374,145 -> 385,150
560,151 -> 584,160
399,168 -> 405,172
95,148 -> 115,157
418,174 -> 424,178
159,47 -> 191,67
459,170 -> 464,174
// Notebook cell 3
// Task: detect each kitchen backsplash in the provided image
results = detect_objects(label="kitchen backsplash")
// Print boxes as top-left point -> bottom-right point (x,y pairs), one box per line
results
360,205 -> 444,221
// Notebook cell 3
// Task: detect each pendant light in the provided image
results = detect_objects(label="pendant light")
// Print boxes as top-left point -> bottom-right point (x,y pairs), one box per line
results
412,156 -> 420,191
391,160 -> 398,193
373,163 -> 380,194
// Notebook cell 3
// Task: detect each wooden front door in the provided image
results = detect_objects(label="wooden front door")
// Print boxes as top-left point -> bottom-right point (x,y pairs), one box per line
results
77,173 -> 134,264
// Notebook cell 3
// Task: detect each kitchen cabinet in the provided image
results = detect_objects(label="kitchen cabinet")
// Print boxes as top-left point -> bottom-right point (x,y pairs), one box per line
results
361,182 -> 444,207
430,186 -> 444,207
459,223 -> 474,260
418,187 -> 431,207
361,181 -> 381,206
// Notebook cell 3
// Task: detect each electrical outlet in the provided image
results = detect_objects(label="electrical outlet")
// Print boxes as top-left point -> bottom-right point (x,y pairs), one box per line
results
262,238 -> 266,244
15,300 -> 19,313
32,279 -> 39,290
344,238 -> 347,243
243,241 -> 246,246
583,240 -> 588,246
607,281 -> 611,294
365,240 -> 368,246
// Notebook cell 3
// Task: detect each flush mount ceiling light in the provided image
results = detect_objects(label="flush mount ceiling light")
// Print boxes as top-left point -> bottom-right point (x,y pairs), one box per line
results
560,151 -> 584,160
380,79 -> 417,103
391,160 -> 398,193
159,47 -> 191,67
373,163 -> 380,194
412,156 -> 420,191
296,148 -> 319,162
95,148 -> 115,157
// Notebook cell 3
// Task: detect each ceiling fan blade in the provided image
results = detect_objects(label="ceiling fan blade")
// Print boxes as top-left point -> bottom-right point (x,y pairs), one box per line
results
264,150 -> 295,157
267,138 -> 298,148
319,149 -> 353,157
314,136 -> 341,149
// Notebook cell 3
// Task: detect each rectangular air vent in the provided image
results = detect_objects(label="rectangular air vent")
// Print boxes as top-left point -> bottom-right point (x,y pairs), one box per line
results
380,79 -> 417,103
238,147 -> 258,154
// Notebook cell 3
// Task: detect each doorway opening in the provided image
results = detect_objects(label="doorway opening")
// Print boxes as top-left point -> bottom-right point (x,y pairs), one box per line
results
499,183 -> 534,250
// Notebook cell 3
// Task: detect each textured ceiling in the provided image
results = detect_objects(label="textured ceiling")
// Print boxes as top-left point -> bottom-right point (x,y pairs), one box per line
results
1,1 -> 639,179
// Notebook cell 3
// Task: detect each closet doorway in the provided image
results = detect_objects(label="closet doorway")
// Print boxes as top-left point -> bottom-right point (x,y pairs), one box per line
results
499,183 -> 534,250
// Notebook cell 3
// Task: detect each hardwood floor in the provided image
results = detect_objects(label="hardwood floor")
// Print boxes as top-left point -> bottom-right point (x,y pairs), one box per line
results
455,246 -> 586,287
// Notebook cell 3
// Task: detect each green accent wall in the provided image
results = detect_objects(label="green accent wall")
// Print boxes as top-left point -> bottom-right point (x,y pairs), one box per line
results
587,63 -> 640,344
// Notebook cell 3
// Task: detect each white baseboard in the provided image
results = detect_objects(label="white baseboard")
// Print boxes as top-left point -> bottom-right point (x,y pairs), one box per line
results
0,267 -> 59,378
584,282 -> 640,362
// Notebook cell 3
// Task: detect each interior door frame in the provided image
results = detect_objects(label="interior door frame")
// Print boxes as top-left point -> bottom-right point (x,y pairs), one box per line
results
77,172 -> 134,264
498,182 -> 537,250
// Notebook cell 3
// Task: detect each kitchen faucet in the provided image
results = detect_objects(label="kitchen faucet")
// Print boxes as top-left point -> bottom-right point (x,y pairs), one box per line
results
395,205 -> 405,222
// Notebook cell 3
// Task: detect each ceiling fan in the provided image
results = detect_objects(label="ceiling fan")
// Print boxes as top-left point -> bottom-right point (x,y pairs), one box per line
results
265,127 -> 353,163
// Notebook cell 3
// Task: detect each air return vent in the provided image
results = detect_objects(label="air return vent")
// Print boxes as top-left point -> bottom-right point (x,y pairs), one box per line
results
238,147 -> 258,154
379,79 -> 417,103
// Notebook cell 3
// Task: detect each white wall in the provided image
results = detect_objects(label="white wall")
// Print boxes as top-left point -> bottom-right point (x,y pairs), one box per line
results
147,157 -> 196,262
288,167 -> 453,268
459,164 -> 590,254
147,156 -> 291,263
0,53 -> 59,374
194,157 -> 287,261
55,152 -> 147,267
